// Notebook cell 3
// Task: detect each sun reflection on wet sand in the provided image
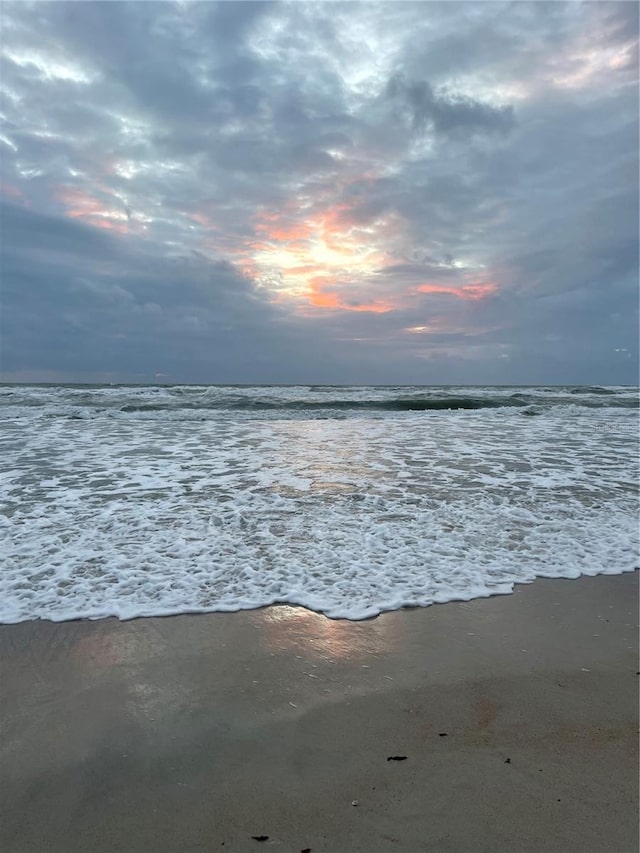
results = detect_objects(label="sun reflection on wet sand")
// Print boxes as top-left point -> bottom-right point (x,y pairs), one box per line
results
70,619 -> 168,669
250,604 -> 400,663
69,620 -> 195,724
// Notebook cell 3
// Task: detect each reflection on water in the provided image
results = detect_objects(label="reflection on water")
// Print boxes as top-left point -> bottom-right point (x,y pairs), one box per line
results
250,604 -> 400,662
267,419 -> 386,497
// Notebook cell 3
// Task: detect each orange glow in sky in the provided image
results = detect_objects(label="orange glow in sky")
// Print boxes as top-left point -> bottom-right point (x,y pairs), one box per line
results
56,185 -> 131,234
416,282 -> 497,300
247,199 -> 399,311
308,277 -> 394,313
53,178 -> 498,322
242,198 -> 498,315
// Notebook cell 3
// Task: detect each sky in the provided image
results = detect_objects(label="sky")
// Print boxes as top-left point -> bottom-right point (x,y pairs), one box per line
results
1,0 -> 638,385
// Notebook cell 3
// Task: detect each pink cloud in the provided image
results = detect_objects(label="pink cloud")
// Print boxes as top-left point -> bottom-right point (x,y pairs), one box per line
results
415,282 -> 497,300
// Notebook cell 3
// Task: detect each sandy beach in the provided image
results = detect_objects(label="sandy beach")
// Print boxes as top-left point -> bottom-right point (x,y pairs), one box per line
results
1,572 -> 637,853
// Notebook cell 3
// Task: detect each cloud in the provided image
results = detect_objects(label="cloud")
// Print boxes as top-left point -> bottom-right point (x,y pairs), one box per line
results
386,72 -> 515,136
0,0 -> 637,383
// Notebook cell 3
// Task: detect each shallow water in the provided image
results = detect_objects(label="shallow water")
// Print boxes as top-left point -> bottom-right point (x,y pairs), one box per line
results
1,384 -> 638,622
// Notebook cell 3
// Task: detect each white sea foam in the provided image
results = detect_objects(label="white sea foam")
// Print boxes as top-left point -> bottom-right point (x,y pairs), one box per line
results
0,389 -> 638,623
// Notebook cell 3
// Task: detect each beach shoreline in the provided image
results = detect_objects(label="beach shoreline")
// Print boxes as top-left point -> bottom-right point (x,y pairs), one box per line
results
1,572 -> 638,852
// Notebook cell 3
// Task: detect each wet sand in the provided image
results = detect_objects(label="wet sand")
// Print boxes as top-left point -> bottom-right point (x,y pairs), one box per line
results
1,572 -> 638,853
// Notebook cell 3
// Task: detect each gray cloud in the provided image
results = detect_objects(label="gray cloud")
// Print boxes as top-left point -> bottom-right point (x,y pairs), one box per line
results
0,0 -> 637,384
386,73 -> 515,135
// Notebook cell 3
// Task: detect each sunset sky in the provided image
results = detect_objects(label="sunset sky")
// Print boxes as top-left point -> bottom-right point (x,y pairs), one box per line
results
1,1 -> 638,384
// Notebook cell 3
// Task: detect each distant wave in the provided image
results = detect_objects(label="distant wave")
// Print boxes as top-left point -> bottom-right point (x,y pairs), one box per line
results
569,386 -> 616,395
116,395 -> 637,413
120,396 -> 530,413
0,384 -> 637,421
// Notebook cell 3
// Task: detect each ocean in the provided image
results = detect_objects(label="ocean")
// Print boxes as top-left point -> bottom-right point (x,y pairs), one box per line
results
1,384 -> 638,623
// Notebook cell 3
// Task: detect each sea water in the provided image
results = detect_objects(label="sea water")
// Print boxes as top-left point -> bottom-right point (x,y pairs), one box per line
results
0,384 -> 637,623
